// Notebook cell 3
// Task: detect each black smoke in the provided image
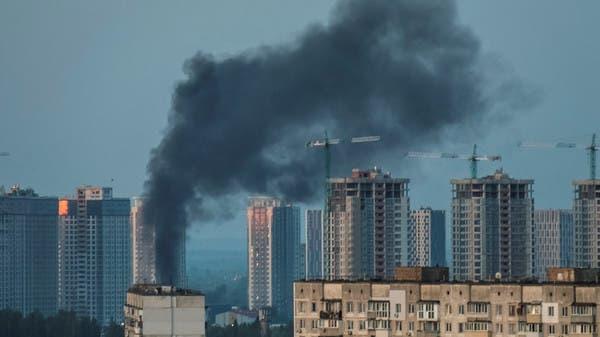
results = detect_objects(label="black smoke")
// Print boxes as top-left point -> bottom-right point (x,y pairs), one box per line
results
144,0 -> 532,283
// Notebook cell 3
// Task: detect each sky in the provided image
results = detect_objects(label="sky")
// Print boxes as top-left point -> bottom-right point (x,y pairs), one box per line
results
1,1 -> 599,251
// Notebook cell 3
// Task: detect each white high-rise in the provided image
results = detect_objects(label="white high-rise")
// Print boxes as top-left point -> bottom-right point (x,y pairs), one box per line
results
533,209 -> 573,279
58,186 -> 131,325
324,167 -> 410,280
410,208 -> 446,267
131,197 -> 156,284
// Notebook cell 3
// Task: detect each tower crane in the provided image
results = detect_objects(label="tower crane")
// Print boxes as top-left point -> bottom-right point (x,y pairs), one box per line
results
306,132 -> 380,223
519,133 -> 598,180
405,144 -> 502,179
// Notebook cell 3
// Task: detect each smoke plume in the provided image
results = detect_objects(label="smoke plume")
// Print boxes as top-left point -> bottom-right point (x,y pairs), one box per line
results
144,0 -> 532,283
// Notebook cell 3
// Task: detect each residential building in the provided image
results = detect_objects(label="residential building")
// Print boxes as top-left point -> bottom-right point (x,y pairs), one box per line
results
451,169 -> 534,281
573,180 -> 600,268
131,197 -> 156,284
0,186 -> 58,316
124,284 -> 205,337
247,196 -> 301,322
215,307 -> 258,327
294,267 -> 600,337
324,168 -> 410,280
534,209 -> 573,279
297,243 -> 306,280
58,186 -> 131,325
305,209 -> 322,279
410,208 -> 446,267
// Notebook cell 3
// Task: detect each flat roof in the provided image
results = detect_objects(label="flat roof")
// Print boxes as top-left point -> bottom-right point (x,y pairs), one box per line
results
128,284 -> 204,296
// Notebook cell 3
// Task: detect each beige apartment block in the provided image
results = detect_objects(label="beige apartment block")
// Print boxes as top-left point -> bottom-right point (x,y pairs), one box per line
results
294,267 -> 600,337
124,285 -> 205,337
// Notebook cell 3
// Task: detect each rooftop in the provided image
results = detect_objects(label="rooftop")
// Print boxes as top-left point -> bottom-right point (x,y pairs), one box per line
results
128,284 -> 203,296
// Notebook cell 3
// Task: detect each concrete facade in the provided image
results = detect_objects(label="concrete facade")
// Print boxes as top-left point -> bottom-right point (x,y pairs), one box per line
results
306,209 -> 323,279
410,208 -> 446,267
124,285 -> 205,337
573,180 -> 600,268
451,170 -> 534,281
58,186 -> 131,325
215,307 -> 258,327
0,187 -> 58,316
294,278 -> 600,337
324,168 -> 410,280
534,209 -> 573,279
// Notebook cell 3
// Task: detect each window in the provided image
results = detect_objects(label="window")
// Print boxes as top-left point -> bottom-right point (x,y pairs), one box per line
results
561,324 -> 568,334
458,305 -> 465,314
509,305 -> 516,316
408,322 -> 414,332
396,321 -> 402,331
548,325 -> 555,334
359,321 -> 365,330
548,306 -> 555,317
299,320 -> 305,329
311,320 -> 318,329
409,304 -> 415,313
561,307 -> 569,317
458,323 -> 464,333
347,320 -> 353,330
445,304 -> 452,314
298,302 -> 305,313
395,303 -> 401,313
509,324 -> 516,334
495,304 -> 502,315
446,323 -> 452,332
311,302 -> 317,312
468,302 -> 489,313
358,303 -> 365,313
346,302 -> 353,313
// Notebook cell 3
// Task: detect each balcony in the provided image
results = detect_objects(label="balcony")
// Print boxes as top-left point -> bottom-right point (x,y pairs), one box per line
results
464,332 -> 492,337
416,331 -> 440,337
319,311 -> 342,320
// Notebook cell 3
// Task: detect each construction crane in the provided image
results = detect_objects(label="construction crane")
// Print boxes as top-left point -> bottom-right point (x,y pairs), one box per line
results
405,144 -> 502,179
519,133 -> 598,180
306,132 -> 380,223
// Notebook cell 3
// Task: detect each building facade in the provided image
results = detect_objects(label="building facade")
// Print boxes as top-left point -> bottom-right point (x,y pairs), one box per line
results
573,180 -> 600,268
247,196 -> 301,322
58,186 -> 131,325
0,186 -> 58,316
131,197 -> 156,284
324,168 -> 410,280
534,209 -> 573,279
451,170 -> 534,281
294,268 -> 600,337
124,285 -> 205,337
410,208 -> 446,267
305,209 -> 323,279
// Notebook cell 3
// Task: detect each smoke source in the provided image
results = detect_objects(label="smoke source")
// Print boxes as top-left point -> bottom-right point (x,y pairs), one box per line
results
144,0 -> 532,283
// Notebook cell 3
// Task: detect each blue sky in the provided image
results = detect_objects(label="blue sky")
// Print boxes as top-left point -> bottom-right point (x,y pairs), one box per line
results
1,1 -> 599,250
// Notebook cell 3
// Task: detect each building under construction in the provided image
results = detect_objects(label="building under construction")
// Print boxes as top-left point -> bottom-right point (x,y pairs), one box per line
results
573,179 -> 600,268
451,169 -> 534,281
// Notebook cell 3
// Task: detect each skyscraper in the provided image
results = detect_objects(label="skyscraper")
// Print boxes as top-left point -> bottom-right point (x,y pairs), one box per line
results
131,197 -> 156,284
573,180 -> 600,268
305,209 -> 322,279
247,196 -> 300,322
324,167 -> 410,280
533,209 -> 573,279
410,208 -> 446,267
0,186 -> 58,316
58,186 -> 131,325
451,169 -> 534,281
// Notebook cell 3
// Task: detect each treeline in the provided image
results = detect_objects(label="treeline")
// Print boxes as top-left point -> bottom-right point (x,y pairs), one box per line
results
207,321 -> 292,337
0,310 -> 122,337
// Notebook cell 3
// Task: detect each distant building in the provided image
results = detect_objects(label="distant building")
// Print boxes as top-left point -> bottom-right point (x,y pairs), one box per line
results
533,209 -> 573,279
215,307 -> 258,327
0,186 -> 58,316
124,285 -> 205,337
58,186 -> 131,325
324,167 -> 410,280
305,209 -> 322,279
294,267 -> 600,337
573,180 -> 600,268
131,197 -> 156,284
297,243 -> 306,280
410,208 -> 446,267
247,196 -> 301,322
451,169 -> 534,281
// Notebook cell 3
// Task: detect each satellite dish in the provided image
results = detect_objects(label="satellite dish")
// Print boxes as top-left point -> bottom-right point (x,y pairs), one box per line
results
495,272 -> 502,281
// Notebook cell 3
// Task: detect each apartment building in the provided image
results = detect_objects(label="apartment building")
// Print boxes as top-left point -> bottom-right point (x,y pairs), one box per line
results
325,168 -> 410,280
58,186 -> 131,325
0,186 -> 58,316
410,208 -> 446,267
124,284 -> 205,337
451,169 -> 534,281
294,267 -> 600,337
306,209 -> 323,279
534,209 -> 573,279
573,180 -> 600,268
131,197 -> 157,284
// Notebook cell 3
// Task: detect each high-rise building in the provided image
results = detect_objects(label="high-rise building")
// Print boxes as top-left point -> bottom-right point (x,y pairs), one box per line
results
297,242 -> 306,280
533,209 -> 573,279
573,180 -> 600,268
0,186 -> 58,316
305,209 -> 322,279
247,196 -> 300,322
124,285 -> 205,337
324,167 -> 410,280
451,169 -> 534,281
58,186 -> 131,325
131,197 -> 156,284
410,208 -> 446,267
